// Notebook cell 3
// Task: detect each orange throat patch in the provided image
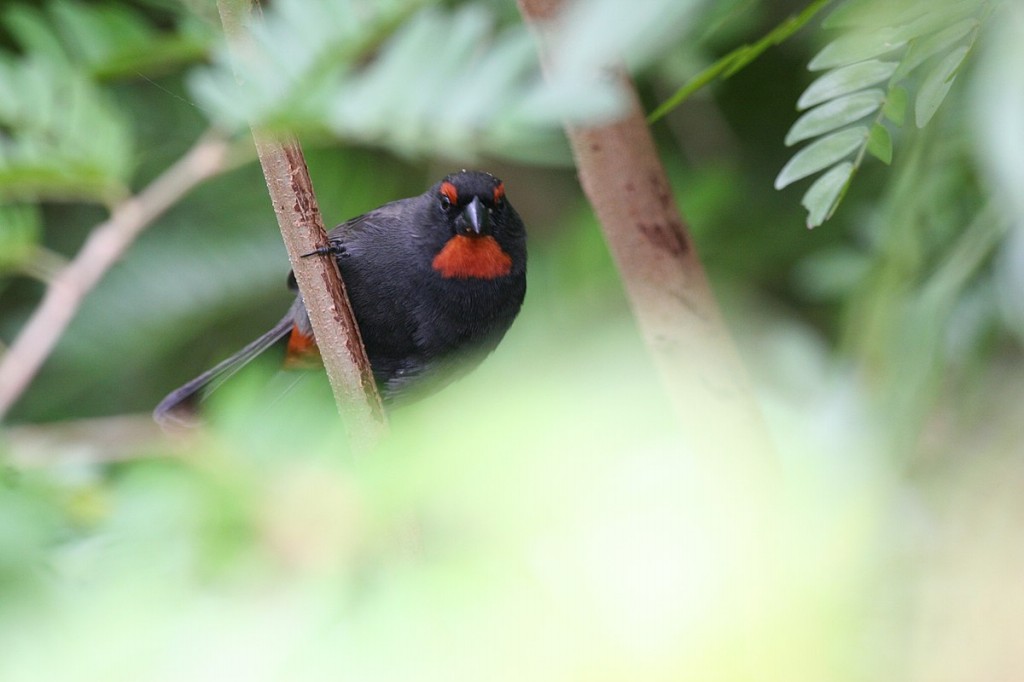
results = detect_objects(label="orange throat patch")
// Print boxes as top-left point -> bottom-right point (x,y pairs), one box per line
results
432,235 -> 513,280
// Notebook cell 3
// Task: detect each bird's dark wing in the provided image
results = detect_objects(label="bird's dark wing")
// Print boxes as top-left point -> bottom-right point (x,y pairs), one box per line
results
325,208 -> 382,242
286,206 -> 397,291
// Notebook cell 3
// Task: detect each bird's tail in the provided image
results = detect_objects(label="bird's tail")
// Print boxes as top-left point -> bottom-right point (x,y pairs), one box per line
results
154,316 -> 294,428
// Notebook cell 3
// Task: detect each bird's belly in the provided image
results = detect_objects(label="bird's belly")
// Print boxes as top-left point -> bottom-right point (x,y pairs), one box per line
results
341,266 -> 524,398
415,280 -> 523,354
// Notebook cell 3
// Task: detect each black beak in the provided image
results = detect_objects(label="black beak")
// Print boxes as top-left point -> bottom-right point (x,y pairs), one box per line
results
455,196 -> 490,236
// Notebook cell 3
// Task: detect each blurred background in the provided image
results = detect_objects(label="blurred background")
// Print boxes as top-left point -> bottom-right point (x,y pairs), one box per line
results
1,0 -> 1022,680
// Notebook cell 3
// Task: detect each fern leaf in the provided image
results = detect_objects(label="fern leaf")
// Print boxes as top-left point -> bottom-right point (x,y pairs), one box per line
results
883,86 -> 908,124
192,0 -> 698,164
4,1 -> 211,79
0,57 -> 132,203
797,60 -> 897,109
802,162 -> 854,228
779,0 -> 988,227
867,122 -> 892,164
892,18 -> 977,81
807,28 -> 906,70
776,127 -> 866,190
915,44 -> 970,127
1,5 -> 68,63
786,90 -> 884,145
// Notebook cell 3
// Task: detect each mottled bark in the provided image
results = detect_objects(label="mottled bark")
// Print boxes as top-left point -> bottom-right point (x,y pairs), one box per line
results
518,0 -> 776,469
218,0 -> 386,452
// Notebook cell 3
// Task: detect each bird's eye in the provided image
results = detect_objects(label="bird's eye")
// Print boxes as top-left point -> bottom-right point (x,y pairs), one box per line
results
440,181 -> 458,211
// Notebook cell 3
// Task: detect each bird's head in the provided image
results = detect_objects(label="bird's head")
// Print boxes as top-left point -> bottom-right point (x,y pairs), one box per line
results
428,171 -> 525,281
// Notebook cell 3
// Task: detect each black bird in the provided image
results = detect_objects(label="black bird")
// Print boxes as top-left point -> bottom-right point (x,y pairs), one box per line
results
155,170 -> 527,425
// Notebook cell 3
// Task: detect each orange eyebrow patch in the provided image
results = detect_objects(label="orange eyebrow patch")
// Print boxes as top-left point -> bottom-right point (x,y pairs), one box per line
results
432,235 -> 513,280
493,182 -> 505,203
440,181 -> 458,205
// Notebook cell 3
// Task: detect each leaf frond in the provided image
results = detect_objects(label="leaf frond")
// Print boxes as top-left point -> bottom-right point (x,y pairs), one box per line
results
779,0 -> 989,227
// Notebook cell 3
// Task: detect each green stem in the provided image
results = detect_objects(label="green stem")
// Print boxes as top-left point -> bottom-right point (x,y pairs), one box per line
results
648,0 -> 836,123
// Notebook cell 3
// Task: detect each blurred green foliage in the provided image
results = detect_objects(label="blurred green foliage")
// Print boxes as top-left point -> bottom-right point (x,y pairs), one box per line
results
776,0 -> 989,227
1,325 -> 894,681
0,0 -> 1022,678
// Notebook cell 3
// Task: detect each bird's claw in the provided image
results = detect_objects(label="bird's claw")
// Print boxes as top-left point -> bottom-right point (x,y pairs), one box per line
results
301,241 -> 346,259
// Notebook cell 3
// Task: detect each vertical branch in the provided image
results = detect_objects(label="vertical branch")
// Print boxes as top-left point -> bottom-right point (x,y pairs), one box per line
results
216,0 -> 386,452
517,8 -> 779,664
517,0 -> 776,469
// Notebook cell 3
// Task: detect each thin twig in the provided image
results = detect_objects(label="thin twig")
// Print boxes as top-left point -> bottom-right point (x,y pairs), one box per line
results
217,0 -> 386,452
0,132 -> 231,421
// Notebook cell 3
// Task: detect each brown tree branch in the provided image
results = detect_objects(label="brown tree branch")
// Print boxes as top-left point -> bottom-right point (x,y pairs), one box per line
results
217,0 -> 386,452
0,132 -> 230,421
517,0 -> 777,469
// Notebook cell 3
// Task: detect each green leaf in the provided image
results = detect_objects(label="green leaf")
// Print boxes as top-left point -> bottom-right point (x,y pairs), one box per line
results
867,123 -> 893,164
49,0 -> 124,66
785,90 -> 884,146
808,28 -> 906,70
915,44 -> 969,127
191,0 -> 427,131
195,0 -> 694,163
890,3 -> 980,43
823,0 -> 922,29
3,1 -> 210,83
802,162 -> 854,228
0,58 -> 132,203
893,18 -> 978,82
92,34 -> 210,80
1,5 -> 68,63
91,4 -> 154,47
776,127 -> 866,190
0,167 -> 120,203
0,203 -> 41,270
798,60 -> 898,110
883,86 -> 908,125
